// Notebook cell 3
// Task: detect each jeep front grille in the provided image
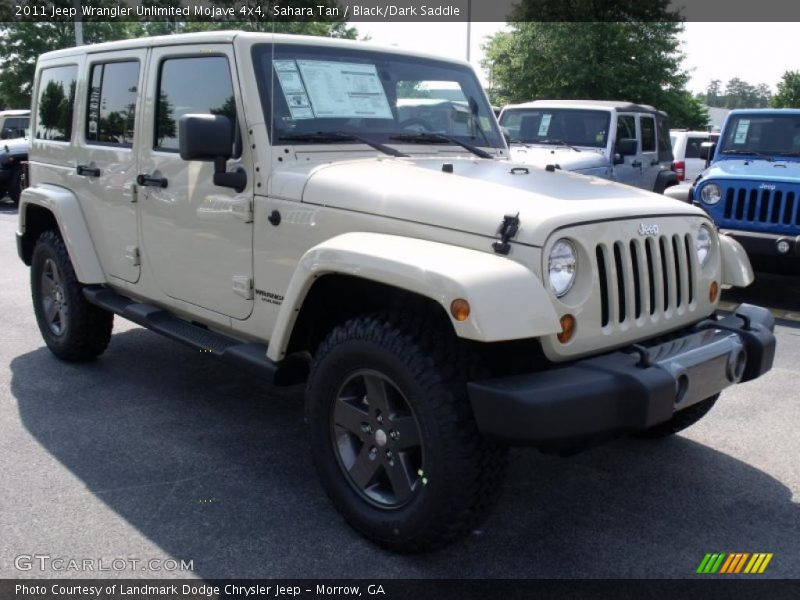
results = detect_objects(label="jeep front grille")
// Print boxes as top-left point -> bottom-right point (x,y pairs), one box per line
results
595,234 -> 695,328
720,183 -> 800,232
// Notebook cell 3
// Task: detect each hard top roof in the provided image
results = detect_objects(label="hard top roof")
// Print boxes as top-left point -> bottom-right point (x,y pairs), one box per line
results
37,30 -> 472,68
503,99 -> 665,115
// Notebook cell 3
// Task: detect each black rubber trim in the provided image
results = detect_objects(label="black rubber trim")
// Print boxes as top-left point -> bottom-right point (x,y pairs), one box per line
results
82,286 -> 307,385
468,304 -> 775,446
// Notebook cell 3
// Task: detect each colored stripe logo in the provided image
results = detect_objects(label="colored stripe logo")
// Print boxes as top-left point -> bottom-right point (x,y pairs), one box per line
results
697,552 -> 773,574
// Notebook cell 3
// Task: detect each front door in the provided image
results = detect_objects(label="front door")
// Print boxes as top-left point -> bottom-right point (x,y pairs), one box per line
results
612,113 -> 642,188
73,50 -> 146,283
137,45 -> 254,320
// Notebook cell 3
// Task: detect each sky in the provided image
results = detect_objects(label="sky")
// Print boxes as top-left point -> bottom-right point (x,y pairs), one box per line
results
351,22 -> 800,95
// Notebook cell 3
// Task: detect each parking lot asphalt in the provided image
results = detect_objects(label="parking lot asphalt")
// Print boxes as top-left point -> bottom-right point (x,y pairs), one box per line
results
1,200 -> 798,580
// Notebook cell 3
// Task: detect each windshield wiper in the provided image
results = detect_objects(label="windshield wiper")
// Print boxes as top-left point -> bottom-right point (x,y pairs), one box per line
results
537,139 -> 582,152
389,132 -> 494,159
720,149 -> 774,161
278,132 -> 408,158
772,151 -> 800,157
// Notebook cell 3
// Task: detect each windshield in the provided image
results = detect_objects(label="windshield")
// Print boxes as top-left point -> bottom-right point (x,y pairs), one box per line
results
719,113 -> 800,157
252,43 -> 504,151
498,108 -> 610,148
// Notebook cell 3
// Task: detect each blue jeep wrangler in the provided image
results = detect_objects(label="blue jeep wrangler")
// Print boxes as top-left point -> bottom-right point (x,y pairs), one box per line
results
693,109 -> 800,272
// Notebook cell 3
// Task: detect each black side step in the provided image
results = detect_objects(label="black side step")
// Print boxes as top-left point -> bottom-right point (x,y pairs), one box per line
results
83,287 -> 307,385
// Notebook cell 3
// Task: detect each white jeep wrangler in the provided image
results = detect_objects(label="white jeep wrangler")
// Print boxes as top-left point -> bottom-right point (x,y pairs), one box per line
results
17,32 -> 776,552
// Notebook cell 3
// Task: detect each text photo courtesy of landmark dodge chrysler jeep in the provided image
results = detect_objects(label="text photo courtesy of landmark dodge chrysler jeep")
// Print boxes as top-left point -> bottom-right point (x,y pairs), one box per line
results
694,109 -> 800,273
17,32 -> 776,552
499,100 -> 678,194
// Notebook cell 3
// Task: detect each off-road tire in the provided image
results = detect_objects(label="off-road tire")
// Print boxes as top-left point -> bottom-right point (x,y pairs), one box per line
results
636,394 -> 720,438
31,230 -> 113,361
306,312 -> 507,552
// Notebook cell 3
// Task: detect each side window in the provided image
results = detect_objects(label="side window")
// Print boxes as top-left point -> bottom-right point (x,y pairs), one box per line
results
685,137 -> 707,159
86,61 -> 140,147
616,115 -> 637,143
1,117 -> 28,139
640,115 -> 656,152
35,65 -> 78,142
155,55 -> 238,154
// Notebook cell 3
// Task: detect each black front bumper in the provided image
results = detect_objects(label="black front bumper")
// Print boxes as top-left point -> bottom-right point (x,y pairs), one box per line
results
468,304 -> 776,446
720,229 -> 800,258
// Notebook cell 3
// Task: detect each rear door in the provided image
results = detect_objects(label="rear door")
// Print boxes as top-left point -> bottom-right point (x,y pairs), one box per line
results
137,44 -> 254,320
639,113 -> 660,191
73,50 -> 146,283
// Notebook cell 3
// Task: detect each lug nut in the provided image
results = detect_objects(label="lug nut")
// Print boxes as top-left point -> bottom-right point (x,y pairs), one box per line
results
390,430 -> 399,440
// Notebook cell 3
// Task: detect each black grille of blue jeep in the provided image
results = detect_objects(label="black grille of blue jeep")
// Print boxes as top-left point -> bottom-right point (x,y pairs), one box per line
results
717,182 -> 800,234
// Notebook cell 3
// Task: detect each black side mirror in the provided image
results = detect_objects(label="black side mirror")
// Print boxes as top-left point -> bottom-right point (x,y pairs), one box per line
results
616,138 -> 638,157
178,114 -> 246,193
699,141 -> 717,162
0,128 -> 12,140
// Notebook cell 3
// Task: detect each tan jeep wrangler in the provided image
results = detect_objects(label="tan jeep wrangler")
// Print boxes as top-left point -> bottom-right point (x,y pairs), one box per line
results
17,32 -> 776,552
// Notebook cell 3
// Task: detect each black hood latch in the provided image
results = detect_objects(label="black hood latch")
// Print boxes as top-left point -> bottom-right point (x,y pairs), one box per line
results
492,213 -> 520,255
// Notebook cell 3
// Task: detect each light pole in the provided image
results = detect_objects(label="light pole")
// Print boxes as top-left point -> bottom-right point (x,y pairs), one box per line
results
466,0 -> 471,62
73,0 -> 83,46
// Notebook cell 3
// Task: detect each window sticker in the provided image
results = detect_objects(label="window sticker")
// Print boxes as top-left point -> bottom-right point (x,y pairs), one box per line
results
733,119 -> 750,144
538,113 -> 552,136
296,60 -> 392,119
274,60 -> 314,119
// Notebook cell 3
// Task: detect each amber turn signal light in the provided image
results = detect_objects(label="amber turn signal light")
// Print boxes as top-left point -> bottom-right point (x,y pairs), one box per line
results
709,281 -> 719,303
557,314 -> 576,343
450,298 -> 470,321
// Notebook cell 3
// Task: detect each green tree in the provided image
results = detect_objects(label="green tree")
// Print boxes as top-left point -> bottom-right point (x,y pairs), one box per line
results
0,11 -> 141,109
176,0 -> 357,38
705,79 -> 722,107
720,78 -> 771,109
481,1 -> 710,127
771,71 -> 800,108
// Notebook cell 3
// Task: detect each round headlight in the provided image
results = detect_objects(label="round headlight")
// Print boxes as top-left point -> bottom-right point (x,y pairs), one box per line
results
548,239 -> 577,298
696,225 -> 713,266
700,183 -> 722,205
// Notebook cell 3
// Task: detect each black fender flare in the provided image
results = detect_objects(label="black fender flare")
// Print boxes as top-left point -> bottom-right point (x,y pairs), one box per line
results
654,170 -> 679,194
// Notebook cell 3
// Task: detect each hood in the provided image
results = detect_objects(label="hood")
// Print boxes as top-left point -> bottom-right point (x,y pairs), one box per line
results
270,157 -> 703,247
703,157 -> 800,185
507,144 -> 608,171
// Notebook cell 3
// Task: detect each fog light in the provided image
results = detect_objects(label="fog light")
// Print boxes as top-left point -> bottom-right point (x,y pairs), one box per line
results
727,349 -> 747,382
450,298 -> 470,321
557,314 -> 576,343
776,239 -> 791,254
709,281 -> 719,303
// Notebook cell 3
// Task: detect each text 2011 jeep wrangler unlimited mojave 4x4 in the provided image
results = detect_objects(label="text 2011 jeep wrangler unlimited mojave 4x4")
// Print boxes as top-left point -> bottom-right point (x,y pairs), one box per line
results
17,32 -> 776,551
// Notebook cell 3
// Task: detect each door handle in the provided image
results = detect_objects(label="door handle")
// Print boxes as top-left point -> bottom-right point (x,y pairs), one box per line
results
631,160 -> 642,168
76,164 -> 101,177
136,173 -> 168,188
650,159 -> 660,166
